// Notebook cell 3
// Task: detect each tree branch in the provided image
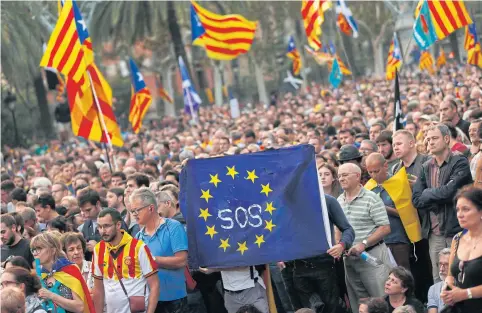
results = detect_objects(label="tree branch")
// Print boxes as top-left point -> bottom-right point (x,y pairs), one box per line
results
374,19 -> 393,46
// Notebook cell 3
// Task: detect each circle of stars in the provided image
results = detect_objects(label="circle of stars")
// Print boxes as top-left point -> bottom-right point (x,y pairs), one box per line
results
198,165 -> 278,256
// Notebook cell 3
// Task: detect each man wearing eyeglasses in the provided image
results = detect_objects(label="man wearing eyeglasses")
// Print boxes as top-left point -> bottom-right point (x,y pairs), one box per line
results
92,208 -> 160,313
132,187 -> 189,313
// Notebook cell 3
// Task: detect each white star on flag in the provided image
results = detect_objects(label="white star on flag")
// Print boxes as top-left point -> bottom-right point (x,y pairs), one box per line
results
137,72 -> 144,82
77,19 -> 87,31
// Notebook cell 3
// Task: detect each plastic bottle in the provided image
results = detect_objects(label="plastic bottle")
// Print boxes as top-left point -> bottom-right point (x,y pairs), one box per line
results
360,251 -> 383,266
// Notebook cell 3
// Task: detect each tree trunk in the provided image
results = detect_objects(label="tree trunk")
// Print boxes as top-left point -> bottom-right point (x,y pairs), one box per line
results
373,41 -> 385,76
167,1 -> 193,83
33,75 -> 54,139
163,66 -> 176,116
254,60 -> 269,106
449,32 -> 460,63
213,62 -> 224,107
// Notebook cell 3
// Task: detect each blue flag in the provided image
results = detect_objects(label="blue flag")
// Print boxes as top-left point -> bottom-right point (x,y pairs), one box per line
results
329,58 -> 343,88
180,145 -> 330,268
413,0 -> 437,50
178,56 -> 201,115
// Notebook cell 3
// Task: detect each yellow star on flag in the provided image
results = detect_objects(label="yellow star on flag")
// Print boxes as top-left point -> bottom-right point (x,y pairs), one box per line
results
209,174 -> 222,187
254,234 -> 265,248
245,170 -> 259,183
219,238 -> 230,252
205,225 -> 218,239
199,208 -> 212,221
265,219 -> 276,232
200,189 -> 213,203
260,183 -> 273,197
226,166 -> 239,179
265,202 -> 276,215
236,241 -> 248,255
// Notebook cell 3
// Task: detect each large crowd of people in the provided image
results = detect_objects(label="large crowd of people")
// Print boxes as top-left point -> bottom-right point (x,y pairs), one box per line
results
1,61 -> 482,313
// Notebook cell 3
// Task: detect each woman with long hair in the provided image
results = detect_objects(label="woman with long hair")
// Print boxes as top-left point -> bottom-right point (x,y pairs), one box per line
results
318,163 -> 343,198
441,187 -> 482,312
30,232 -> 95,313
1,266 -> 47,313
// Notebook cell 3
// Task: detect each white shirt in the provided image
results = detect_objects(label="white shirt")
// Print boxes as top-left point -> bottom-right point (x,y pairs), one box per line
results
221,267 -> 266,291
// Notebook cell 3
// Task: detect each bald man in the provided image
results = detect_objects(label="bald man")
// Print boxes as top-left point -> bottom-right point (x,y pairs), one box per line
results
365,153 -> 411,270
337,163 -> 392,312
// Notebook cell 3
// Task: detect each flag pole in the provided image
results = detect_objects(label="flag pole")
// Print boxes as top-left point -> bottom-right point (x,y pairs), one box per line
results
87,71 -> 117,172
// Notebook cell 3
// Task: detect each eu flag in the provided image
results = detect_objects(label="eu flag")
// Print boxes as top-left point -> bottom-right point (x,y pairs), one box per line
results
179,145 -> 330,268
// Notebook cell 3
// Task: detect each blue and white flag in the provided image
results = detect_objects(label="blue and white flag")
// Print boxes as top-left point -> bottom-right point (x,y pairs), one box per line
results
178,56 -> 201,115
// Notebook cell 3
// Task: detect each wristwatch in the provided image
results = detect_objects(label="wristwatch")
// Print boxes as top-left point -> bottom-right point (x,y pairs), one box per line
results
362,239 -> 368,248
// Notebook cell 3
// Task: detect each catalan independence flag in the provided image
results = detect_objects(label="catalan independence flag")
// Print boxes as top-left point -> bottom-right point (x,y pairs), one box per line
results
39,258 -> 95,313
419,50 -> 435,74
386,33 -> 403,80
301,0 -> 332,50
191,1 -> 257,60
59,0 -> 123,147
67,65 -> 124,147
129,58 -> 153,134
413,0 -> 472,50
40,0 -> 91,88
464,24 -> 482,68
305,45 -> 333,65
326,43 -> 352,75
286,36 -> 302,76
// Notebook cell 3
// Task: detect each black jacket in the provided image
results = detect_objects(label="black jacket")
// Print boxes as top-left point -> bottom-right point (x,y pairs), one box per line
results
412,153 -> 473,238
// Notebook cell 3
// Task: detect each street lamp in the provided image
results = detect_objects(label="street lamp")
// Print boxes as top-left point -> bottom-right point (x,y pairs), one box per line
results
4,92 -> 19,144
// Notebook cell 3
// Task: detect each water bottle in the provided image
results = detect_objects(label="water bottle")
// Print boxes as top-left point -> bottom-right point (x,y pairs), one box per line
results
360,252 -> 383,266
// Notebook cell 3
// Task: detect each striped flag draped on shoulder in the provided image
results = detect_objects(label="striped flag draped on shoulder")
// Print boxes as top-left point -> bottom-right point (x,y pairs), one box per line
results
301,0 -> 331,50
191,1 -> 257,60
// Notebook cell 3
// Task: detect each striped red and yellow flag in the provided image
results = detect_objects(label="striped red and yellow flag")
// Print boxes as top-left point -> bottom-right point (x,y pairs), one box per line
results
386,34 -> 402,80
191,1 -> 257,60
67,65 -> 124,147
436,48 -> 446,68
40,0 -> 90,88
301,0 -> 332,50
467,45 -> 482,68
419,50 -> 435,74
414,0 -> 472,42
328,55 -> 351,75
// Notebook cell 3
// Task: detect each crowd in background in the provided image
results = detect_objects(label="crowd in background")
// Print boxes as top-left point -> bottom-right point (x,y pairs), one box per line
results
1,61 -> 482,313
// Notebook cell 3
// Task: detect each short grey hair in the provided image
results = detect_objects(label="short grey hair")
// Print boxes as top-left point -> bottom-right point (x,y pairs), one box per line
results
361,139 -> 378,152
427,124 -> 450,138
439,248 -> 451,258
129,187 -> 157,208
20,207 -> 36,222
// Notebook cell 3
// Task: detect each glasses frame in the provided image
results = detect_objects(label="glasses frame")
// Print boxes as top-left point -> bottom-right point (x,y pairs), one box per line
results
130,204 -> 151,216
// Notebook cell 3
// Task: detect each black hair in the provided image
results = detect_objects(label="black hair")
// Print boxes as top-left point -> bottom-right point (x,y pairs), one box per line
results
8,212 -> 24,234
98,208 -> 122,223
78,188 -> 100,207
33,194 -> 56,211
4,266 -> 42,296
3,256 -> 31,270
48,216 -> 68,233
0,180 -> 15,192
245,130 -> 256,139
443,122 -> 457,139
375,130 -> 393,145
456,186 -> 482,212
339,128 -> 356,136
10,188 -> 27,202
389,266 -> 415,296
127,173 -> 150,188
165,170 -> 180,182
235,305 -> 263,313
55,205 -> 68,216
108,187 -> 125,197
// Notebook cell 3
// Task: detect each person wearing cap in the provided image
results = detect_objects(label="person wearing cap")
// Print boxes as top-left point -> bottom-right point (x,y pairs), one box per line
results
337,145 -> 370,185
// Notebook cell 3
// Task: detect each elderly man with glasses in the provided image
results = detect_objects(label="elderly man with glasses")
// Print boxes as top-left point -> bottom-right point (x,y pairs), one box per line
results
132,187 -> 189,313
